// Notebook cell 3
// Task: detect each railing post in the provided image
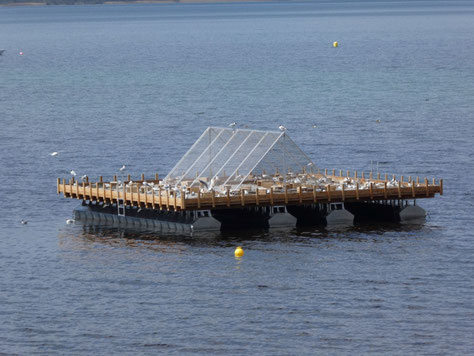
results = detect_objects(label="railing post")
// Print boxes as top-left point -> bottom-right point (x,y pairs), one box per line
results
159,187 -> 163,209
152,187 -> 156,209
440,179 -> 443,195
181,190 -> 186,210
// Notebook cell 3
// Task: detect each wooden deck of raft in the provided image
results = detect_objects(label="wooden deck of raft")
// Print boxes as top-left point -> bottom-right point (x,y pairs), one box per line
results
57,170 -> 443,211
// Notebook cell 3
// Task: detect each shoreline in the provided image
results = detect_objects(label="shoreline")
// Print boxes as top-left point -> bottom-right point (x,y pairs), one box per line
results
0,0 -> 276,6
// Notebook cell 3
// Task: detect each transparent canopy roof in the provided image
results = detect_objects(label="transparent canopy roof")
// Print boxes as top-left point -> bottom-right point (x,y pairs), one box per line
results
164,127 -> 316,191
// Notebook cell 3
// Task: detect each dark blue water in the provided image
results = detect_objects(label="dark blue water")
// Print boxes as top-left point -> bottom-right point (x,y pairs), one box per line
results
1,1 -> 474,354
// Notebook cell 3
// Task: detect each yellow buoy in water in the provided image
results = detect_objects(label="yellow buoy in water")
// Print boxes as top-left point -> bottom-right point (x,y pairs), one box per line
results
234,246 -> 244,258
333,41 -> 338,48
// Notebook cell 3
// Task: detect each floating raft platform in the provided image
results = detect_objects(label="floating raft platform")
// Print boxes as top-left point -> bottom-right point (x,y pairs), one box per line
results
57,127 -> 443,232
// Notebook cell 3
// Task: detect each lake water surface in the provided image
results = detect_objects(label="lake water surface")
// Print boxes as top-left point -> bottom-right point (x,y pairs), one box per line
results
1,1 -> 474,354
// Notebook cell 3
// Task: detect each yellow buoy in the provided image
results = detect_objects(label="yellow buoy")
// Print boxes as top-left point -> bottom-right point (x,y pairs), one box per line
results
234,246 -> 244,257
333,41 -> 338,48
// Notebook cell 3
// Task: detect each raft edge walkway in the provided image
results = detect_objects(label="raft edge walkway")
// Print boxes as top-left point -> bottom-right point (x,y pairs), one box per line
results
57,171 -> 443,212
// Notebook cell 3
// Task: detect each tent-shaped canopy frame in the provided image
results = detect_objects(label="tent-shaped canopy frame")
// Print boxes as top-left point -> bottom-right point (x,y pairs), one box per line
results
164,127 -> 316,192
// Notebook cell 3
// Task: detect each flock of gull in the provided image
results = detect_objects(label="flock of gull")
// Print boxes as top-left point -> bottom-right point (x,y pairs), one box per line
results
21,123 -> 387,225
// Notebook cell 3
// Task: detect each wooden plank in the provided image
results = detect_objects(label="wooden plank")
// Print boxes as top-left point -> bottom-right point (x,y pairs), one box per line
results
313,185 -> 317,203
298,186 -> 302,203
327,185 -> 331,202
341,184 -> 345,201
440,179 -> 443,195
384,181 -> 387,199
159,187 -> 163,209
197,190 -> 201,209
270,187 -> 274,205
255,188 -> 259,206
356,182 -> 359,200
369,183 -> 373,199
425,178 -> 429,196
411,180 -> 415,197
212,190 -> 216,208
397,181 -> 401,198
284,185 -> 288,204
241,189 -> 245,206
227,189 -> 230,207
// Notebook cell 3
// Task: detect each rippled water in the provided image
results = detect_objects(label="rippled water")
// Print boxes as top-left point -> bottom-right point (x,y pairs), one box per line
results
1,1 -> 474,354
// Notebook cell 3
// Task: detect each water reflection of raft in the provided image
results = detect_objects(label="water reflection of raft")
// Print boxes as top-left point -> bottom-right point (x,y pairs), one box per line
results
57,127 -> 442,232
